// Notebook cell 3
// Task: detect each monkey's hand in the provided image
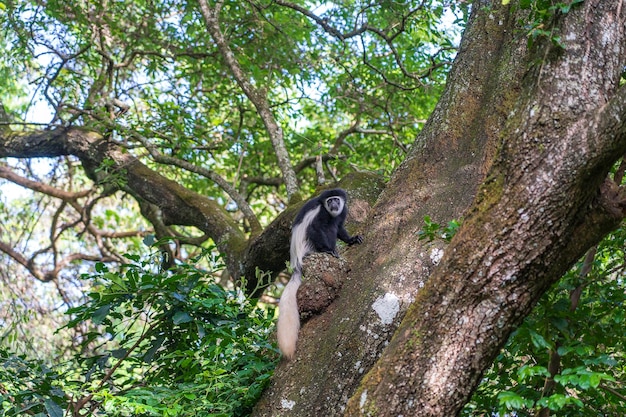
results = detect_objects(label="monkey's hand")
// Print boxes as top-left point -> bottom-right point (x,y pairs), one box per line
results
347,235 -> 363,245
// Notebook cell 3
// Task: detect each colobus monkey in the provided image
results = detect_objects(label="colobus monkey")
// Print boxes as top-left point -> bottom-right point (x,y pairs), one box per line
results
277,188 -> 363,359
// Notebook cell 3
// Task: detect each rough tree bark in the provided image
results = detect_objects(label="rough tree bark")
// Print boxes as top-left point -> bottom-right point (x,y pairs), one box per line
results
253,1 -> 626,416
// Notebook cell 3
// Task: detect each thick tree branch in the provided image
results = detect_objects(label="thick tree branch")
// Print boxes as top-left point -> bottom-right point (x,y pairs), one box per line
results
128,130 -> 263,236
0,126 -> 378,292
254,2 -> 626,415
594,84 -> 626,162
0,126 -> 248,279
0,241 -> 46,281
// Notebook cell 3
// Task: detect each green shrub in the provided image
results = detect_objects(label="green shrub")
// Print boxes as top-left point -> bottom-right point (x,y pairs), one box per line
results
1,250 -> 279,416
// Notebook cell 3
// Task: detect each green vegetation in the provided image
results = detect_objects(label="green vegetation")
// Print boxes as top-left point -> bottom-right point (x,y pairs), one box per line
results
417,215 -> 461,242
1,249 -> 277,416
517,0 -> 585,48
1,0 -> 625,415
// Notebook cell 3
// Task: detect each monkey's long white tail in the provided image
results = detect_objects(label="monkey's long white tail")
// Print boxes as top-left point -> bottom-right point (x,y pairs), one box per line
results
277,270 -> 302,360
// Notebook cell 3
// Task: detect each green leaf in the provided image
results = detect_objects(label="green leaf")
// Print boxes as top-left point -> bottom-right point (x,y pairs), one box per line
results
549,317 -> 569,334
196,322 -> 206,339
497,390 -> 533,410
520,0 -> 533,9
529,330 -> 552,349
143,336 -> 165,363
172,310 -> 192,325
111,348 -> 127,359
105,272 -> 127,290
92,304 -> 111,325
43,399 -> 64,417
517,365 -> 549,380
143,234 -> 156,246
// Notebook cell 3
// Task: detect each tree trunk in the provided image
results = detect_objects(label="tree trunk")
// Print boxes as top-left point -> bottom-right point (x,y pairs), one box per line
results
254,1 -> 626,416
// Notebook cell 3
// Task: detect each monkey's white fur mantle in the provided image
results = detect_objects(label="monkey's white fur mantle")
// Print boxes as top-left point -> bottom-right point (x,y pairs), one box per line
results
276,206 -> 317,360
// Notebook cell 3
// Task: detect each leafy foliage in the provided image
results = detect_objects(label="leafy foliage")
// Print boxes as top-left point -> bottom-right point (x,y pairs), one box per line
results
2,0 -> 625,415
0,0 -> 464,368
1,251 -> 278,416
417,215 -> 461,242
0,0 -> 462,193
510,0 -> 585,48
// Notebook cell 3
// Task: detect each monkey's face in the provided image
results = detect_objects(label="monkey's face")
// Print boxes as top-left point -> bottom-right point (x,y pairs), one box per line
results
324,196 -> 345,217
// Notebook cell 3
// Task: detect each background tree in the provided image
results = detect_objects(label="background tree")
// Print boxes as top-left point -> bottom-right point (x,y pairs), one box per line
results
0,0 -> 455,353
0,0 -> 458,414
1,0 -> 626,416
0,0 -> 453,283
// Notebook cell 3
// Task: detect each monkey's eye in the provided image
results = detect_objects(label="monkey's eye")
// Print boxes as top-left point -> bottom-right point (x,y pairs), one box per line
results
326,197 -> 341,208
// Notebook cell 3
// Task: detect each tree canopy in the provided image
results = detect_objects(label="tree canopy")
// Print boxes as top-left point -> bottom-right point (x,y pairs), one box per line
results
1,1 -> 626,416
0,0 -> 457,293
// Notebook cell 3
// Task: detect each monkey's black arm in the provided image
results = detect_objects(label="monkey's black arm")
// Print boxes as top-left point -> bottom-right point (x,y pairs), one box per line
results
337,224 -> 363,246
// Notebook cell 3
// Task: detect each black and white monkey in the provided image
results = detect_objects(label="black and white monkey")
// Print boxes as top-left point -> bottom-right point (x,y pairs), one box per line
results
277,188 -> 363,359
